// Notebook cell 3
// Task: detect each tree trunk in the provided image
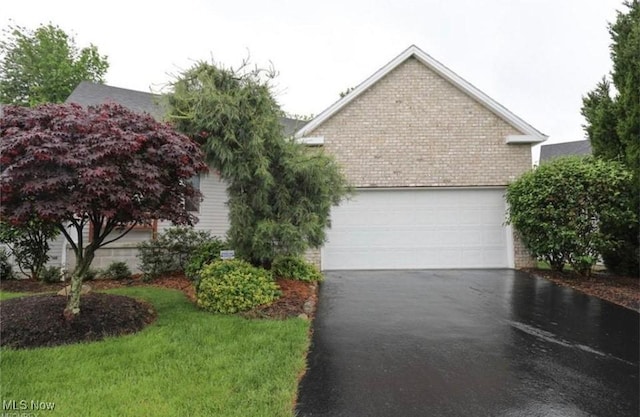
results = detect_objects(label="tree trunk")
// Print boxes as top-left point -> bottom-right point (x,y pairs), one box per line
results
63,251 -> 94,320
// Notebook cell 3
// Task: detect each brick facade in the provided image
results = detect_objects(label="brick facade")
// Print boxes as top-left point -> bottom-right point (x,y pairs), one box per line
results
305,57 -> 536,268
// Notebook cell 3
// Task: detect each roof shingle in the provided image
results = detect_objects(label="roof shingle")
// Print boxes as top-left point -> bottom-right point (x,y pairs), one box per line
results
65,81 -> 308,136
539,140 -> 592,162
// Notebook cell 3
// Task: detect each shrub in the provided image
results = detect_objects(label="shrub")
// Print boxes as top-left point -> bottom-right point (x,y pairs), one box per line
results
185,238 -> 229,283
0,220 -> 58,280
196,259 -> 281,314
0,248 -> 15,280
271,256 -> 323,282
80,268 -> 99,282
40,265 -> 63,283
506,156 -> 636,276
137,227 -> 217,280
600,219 -> 639,276
101,261 -> 131,280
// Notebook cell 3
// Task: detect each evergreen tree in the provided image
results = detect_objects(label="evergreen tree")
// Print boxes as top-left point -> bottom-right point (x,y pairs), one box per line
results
581,79 -> 623,161
166,61 -> 350,267
581,1 -> 639,276
609,1 -> 640,175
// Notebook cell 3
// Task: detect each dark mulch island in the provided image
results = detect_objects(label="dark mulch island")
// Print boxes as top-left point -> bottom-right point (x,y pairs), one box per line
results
0,293 -> 156,349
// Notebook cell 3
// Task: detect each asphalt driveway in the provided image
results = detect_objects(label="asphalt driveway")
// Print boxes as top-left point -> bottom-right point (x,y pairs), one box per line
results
296,270 -> 639,417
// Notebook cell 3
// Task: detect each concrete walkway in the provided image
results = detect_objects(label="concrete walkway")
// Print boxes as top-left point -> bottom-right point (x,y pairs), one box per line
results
296,270 -> 639,417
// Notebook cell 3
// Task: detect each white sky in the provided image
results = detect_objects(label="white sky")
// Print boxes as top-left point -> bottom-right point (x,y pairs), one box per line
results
2,0 -> 626,156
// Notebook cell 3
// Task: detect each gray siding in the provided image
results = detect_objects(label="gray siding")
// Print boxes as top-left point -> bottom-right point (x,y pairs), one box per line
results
157,172 -> 230,238
63,171 -> 230,274
46,234 -> 66,268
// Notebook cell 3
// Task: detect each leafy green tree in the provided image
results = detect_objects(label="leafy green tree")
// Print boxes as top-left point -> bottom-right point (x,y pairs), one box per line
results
0,23 -> 109,106
166,61 -> 350,267
0,219 -> 58,280
581,1 -> 639,275
506,157 -> 635,276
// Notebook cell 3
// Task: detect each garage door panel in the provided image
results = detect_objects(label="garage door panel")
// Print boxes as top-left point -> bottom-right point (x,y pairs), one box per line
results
322,189 -> 510,270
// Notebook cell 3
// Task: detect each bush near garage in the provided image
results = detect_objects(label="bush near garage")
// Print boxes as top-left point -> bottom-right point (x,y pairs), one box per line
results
271,256 -> 323,282
506,156 -> 636,276
196,259 -> 280,314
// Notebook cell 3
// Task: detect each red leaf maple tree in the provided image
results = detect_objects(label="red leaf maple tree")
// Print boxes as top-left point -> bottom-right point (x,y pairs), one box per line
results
1,102 -> 208,318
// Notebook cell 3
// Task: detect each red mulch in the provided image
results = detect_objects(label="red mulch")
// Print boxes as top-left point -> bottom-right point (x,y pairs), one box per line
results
243,279 -> 319,319
525,268 -> 639,312
0,273 -> 319,349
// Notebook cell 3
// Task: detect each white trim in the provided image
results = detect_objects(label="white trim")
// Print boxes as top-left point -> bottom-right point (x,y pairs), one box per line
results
506,134 -> 544,144
61,239 -> 68,270
504,193 -> 516,268
295,45 -> 548,143
506,224 -> 515,269
296,136 -> 324,146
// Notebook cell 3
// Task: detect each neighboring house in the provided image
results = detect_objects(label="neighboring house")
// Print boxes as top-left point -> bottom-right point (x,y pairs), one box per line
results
7,45 -> 547,273
296,45 -> 547,270
539,140 -> 591,163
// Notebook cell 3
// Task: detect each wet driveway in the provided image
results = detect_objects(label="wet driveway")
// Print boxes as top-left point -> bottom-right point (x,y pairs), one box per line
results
296,270 -> 639,417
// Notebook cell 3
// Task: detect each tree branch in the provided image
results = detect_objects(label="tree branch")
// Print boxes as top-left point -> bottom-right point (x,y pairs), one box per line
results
99,221 -> 138,247
57,223 -> 78,255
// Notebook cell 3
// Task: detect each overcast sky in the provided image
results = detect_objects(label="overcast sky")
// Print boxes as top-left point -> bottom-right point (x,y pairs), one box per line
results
2,0 -> 627,153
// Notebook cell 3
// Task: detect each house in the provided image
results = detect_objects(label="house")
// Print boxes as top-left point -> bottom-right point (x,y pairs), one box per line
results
296,45 -> 547,270
539,140 -> 591,163
48,82 -> 309,273
17,45 -> 547,273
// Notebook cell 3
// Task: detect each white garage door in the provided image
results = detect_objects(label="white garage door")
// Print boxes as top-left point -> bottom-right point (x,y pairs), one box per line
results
322,188 -> 512,270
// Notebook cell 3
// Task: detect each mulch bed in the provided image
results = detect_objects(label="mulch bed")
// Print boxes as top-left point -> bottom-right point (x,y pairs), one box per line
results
525,268 -> 639,312
0,293 -> 156,349
0,273 -> 319,349
242,279 -> 318,320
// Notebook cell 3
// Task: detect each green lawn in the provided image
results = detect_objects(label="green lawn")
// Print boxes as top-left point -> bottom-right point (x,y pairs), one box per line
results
0,291 -> 27,300
0,287 -> 310,417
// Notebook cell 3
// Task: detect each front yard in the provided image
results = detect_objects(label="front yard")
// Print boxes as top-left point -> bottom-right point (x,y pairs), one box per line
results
0,287 -> 310,417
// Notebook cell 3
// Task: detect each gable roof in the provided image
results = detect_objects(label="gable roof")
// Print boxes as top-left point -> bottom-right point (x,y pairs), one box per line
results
280,116 -> 309,137
66,81 -> 307,135
66,81 -> 165,119
295,45 -> 547,143
539,140 -> 592,162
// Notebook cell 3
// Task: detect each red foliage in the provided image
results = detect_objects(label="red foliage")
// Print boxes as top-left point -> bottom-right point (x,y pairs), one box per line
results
0,102 -> 208,239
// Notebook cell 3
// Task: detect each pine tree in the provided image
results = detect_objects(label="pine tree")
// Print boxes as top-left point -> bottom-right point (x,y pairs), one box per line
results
166,61 -> 350,267
581,1 -> 639,275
